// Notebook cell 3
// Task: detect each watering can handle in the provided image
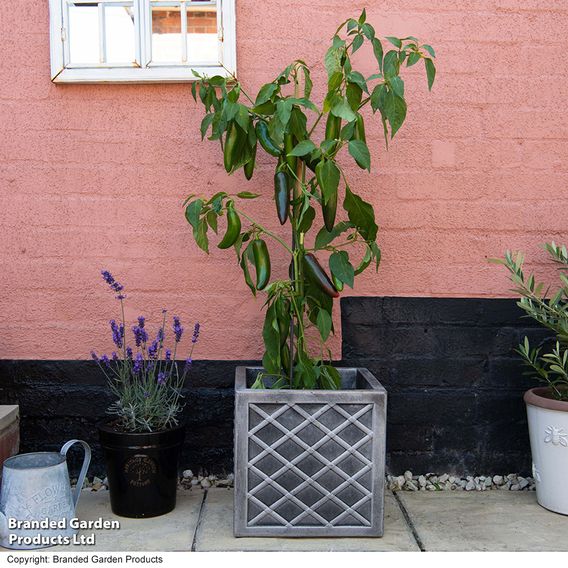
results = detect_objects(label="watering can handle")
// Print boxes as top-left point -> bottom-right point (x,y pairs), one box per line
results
60,439 -> 92,510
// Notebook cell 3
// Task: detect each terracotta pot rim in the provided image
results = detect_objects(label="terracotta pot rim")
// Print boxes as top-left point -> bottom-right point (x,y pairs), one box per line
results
524,387 -> 568,412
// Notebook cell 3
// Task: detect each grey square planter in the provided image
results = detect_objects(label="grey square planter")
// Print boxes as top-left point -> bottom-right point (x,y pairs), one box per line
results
234,366 -> 387,537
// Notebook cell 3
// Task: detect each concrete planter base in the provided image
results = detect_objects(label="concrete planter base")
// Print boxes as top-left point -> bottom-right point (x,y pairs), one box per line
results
234,367 -> 387,537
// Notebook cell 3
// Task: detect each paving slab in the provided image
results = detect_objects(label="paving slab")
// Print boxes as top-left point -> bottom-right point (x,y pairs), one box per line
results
0,489 -> 201,552
399,490 -> 568,552
194,488 -> 418,551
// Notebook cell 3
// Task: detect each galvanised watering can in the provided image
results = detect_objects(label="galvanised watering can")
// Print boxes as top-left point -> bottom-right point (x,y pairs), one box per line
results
0,440 -> 91,550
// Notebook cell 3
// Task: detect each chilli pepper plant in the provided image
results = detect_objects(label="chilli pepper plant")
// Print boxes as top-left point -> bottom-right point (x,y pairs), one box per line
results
492,243 -> 568,401
185,10 -> 436,389
92,271 -> 200,431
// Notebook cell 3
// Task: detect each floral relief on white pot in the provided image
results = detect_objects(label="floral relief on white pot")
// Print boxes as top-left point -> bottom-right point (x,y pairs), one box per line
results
544,426 -> 568,447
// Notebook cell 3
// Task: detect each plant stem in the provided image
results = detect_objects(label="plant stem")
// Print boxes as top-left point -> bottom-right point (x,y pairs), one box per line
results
287,66 -> 310,386
235,208 -> 293,253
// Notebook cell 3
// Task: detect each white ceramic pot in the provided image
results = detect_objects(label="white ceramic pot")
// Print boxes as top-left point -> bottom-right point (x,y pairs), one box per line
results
525,388 -> 568,515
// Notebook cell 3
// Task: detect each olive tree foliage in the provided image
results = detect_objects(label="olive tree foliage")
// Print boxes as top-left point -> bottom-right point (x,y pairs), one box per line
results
493,243 -> 568,400
185,10 -> 436,389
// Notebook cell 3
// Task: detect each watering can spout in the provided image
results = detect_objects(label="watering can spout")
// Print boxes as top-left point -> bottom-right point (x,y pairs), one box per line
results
0,511 -> 8,538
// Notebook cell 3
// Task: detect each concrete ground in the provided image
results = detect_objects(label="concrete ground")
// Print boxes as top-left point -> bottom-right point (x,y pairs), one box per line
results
4,488 -> 568,552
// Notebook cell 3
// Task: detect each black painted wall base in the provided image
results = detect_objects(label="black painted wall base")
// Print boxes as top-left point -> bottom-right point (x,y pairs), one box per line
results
341,297 -> 550,475
0,297 -> 549,476
0,359 -> 250,477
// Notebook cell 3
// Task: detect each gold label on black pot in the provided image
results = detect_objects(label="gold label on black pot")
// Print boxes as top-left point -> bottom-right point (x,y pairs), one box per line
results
123,454 -> 157,487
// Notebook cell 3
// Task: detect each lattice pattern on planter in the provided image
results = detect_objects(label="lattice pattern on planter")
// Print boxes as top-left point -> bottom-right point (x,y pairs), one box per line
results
246,402 -> 374,528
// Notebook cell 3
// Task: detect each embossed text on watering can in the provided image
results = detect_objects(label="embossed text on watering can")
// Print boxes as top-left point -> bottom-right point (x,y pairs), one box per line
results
0,439 -> 91,549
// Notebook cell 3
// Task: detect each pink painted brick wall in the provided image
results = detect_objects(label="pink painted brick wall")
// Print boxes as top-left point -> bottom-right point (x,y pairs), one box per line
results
1,1 -> 567,360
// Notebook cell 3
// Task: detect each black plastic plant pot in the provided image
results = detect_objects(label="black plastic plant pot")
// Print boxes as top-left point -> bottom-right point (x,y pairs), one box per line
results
98,423 -> 185,518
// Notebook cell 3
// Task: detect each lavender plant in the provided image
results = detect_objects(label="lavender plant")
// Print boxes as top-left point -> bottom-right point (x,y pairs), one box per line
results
92,271 -> 200,432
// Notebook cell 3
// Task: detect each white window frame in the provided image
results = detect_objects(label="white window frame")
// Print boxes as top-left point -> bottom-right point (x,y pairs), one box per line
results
49,0 -> 236,83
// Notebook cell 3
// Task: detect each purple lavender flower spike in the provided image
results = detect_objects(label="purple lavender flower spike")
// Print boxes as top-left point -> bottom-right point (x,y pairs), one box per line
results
148,339 -> 159,359
132,324 -> 148,347
100,354 -> 111,367
132,353 -> 143,374
91,351 -> 98,361
165,349 -> 172,361
157,328 -> 164,343
101,270 -> 114,285
137,316 -> 145,329
126,346 -> 133,359
157,372 -> 167,386
110,320 -> 123,349
101,270 -> 124,299
173,316 -> 184,343
112,352 -> 119,361
184,357 -> 193,371
192,322 -> 200,344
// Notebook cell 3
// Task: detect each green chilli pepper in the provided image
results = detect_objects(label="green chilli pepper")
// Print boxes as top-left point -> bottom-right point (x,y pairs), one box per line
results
217,204 -> 241,249
354,113 -> 366,143
325,114 -> 342,153
277,298 -> 290,346
255,121 -> 281,157
284,133 -> 297,174
321,188 -> 337,232
252,238 -> 271,290
224,122 -> 239,173
274,170 -> 290,225
304,253 -> 339,298
281,343 -> 291,375
244,143 -> 256,180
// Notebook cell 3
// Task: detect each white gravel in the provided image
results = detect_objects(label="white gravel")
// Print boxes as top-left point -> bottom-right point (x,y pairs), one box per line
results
76,470 -> 535,493
76,472 -> 235,492
386,471 -> 536,492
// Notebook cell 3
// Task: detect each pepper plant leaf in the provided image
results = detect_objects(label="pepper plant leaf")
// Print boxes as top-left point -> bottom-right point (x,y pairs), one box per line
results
316,309 -> 333,341
331,98 -> 357,123
330,251 -> 355,288
343,186 -> 378,242
255,83 -> 278,106
314,221 -> 354,249
316,159 -> 340,204
195,218 -> 209,253
185,199 -> 202,231
348,140 -> 371,171
289,140 -> 317,157
425,58 -> 436,90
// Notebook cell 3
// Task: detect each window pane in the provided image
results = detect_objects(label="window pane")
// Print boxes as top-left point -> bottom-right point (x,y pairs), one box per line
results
187,2 -> 218,64
68,2 -> 136,66
150,1 -> 218,65
151,5 -> 182,63
68,4 -> 100,64
105,6 -> 136,64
